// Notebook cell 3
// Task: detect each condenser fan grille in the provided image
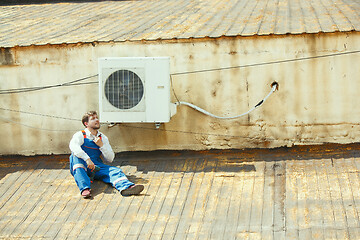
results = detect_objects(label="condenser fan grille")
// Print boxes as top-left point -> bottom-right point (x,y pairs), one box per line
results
104,70 -> 144,109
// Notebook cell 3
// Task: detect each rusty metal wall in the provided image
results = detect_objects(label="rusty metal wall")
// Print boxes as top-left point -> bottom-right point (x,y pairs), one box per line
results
0,32 -> 359,155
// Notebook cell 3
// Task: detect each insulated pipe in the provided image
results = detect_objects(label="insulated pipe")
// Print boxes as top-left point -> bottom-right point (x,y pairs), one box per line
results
177,82 -> 278,120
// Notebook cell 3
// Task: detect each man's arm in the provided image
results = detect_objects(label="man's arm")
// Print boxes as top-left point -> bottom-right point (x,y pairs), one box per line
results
69,131 -> 89,159
98,134 -> 115,162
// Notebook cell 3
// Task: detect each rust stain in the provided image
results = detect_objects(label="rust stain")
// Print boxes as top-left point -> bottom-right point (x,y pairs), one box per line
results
0,48 -> 14,65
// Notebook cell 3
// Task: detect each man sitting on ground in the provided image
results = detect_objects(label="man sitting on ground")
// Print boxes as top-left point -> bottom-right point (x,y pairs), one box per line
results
69,111 -> 144,198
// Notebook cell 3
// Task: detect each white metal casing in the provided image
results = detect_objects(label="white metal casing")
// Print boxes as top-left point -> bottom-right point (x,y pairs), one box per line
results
98,57 -> 175,123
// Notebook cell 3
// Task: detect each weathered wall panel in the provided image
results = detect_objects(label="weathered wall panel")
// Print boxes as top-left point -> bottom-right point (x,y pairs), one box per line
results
0,32 -> 359,155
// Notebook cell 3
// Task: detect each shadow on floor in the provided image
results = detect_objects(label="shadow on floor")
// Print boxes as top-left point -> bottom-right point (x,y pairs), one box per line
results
1,142 -> 359,182
114,142 -> 360,174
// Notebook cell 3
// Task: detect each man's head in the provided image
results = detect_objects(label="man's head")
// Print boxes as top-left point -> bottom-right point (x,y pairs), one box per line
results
82,111 -> 100,130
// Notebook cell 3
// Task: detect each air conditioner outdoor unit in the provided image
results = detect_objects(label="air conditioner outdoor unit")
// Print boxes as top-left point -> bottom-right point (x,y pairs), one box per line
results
98,57 -> 177,123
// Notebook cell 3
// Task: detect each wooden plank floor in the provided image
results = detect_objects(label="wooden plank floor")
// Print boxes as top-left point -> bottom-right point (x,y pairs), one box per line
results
1,144 -> 360,239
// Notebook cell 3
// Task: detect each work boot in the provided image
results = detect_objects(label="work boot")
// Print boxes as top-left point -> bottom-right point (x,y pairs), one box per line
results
121,185 -> 144,196
81,188 -> 91,199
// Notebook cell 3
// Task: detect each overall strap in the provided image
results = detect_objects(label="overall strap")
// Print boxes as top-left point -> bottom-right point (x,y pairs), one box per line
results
82,130 -> 102,139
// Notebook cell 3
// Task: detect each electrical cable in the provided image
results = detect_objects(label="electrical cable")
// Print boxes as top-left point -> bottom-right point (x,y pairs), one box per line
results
170,75 -> 180,103
0,74 -> 98,94
177,82 -> 278,119
0,107 -> 79,121
171,50 -> 360,76
0,116 -> 79,132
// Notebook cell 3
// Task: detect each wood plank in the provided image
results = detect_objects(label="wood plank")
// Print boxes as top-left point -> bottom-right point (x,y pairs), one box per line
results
336,229 -> 348,239
323,228 -> 337,239
304,160 -> 324,239
310,227 -> 323,239
173,158 -> 207,240
146,171 -> 181,239
36,159 -> 101,239
136,160 -> 185,239
157,158 -> 198,239
310,159 -> 327,238
100,160 -> 157,239
323,158 -> 350,239
347,157 -> 360,228
102,162 -> 164,239
209,161 -> 237,239
247,161 -> 265,238
49,183 -> 89,239
6,167 -> 59,238
185,158 -> 218,239
13,169 -> 68,238
57,161 -> 115,240
65,183 -> 109,239
89,161 -> 144,239
71,187 -> 117,239
72,186 -> 115,238
334,158 -> 360,228
0,161 -> 42,210
261,161 -> 275,240
273,160 -> 286,239
0,168 -> 35,225
298,228 -> 312,239
296,160 -> 309,234
313,158 -> 336,231
33,183 -> 76,238
351,156 -> 360,221
0,162 -> 39,210
0,161 -> 48,237
83,159 -> 151,239
195,158 -> 226,239
235,162 -> 257,239
284,160 -> 299,240
119,161 -> 176,239
348,227 -> 360,240
113,190 -> 149,238
222,162 -> 246,240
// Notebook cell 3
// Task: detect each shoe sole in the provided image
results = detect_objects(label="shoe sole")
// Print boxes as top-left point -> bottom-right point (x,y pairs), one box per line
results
81,189 -> 91,199
121,185 -> 144,196
82,194 -> 91,199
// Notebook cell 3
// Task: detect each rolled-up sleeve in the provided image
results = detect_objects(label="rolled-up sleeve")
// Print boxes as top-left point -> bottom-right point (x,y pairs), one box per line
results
69,131 -> 90,161
99,135 -> 115,162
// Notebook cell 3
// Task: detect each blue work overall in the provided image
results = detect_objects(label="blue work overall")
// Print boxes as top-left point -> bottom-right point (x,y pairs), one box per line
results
69,131 -> 134,193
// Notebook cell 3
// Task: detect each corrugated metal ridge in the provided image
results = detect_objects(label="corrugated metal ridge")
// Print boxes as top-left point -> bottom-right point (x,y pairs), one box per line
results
0,0 -> 359,48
